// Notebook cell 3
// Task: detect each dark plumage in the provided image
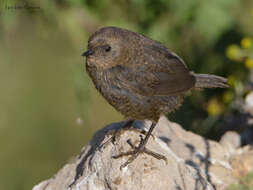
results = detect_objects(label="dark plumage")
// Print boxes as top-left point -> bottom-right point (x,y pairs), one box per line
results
82,26 -> 228,169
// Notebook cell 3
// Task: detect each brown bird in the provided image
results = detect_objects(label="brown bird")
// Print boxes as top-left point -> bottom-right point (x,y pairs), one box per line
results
82,26 -> 228,169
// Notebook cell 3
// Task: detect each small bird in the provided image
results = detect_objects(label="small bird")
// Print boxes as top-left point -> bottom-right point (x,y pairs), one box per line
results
82,26 -> 228,169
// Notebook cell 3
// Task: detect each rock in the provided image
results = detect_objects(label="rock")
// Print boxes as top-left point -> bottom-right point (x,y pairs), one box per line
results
32,116 -> 253,190
219,131 -> 241,154
230,146 -> 253,178
245,92 -> 253,116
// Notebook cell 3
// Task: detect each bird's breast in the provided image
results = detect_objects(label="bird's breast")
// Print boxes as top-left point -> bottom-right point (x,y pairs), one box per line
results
87,67 -> 150,118
86,66 -> 183,121
87,68 -> 130,106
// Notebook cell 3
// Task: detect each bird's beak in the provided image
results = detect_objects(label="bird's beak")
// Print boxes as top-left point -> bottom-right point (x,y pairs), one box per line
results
82,49 -> 93,57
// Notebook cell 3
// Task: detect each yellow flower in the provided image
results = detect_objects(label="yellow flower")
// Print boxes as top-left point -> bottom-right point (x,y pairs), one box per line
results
226,45 -> 240,60
223,91 -> 233,103
245,58 -> 253,69
207,98 -> 223,116
241,37 -> 251,49
227,75 -> 236,86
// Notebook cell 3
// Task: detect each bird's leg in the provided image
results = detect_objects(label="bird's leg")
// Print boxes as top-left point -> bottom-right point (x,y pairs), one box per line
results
113,122 -> 167,170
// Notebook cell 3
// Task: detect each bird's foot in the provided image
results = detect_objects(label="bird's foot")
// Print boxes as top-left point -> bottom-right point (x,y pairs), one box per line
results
101,120 -> 152,152
112,135 -> 167,170
111,120 -> 153,144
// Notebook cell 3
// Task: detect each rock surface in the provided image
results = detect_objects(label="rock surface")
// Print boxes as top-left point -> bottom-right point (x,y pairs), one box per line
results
245,92 -> 253,116
33,116 -> 253,190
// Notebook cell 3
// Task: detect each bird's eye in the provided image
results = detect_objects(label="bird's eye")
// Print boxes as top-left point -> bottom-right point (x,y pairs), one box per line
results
105,46 -> 111,52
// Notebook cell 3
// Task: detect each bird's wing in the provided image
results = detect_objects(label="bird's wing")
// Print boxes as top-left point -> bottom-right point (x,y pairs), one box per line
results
111,44 -> 196,96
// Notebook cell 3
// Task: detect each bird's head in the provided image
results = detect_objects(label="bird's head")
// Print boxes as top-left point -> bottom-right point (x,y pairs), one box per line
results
82,26 -> 139,70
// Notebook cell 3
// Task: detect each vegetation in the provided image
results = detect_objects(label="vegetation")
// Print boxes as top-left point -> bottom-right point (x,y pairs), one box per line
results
226,172 -> 253,190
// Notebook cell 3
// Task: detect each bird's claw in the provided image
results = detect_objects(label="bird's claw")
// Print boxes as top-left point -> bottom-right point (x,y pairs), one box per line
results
112,138 -> 167,170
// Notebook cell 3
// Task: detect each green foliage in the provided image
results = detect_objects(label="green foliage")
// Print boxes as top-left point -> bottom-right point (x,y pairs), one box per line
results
226,172 -> 253,190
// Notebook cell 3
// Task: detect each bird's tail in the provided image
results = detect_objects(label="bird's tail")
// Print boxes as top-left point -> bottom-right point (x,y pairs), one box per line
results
193,73 -> 228,88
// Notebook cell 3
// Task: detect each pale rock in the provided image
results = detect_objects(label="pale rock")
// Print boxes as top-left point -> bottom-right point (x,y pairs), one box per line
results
33,116 -> 253,190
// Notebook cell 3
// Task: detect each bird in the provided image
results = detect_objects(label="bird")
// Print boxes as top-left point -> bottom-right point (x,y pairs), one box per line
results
82,26 -> 228,169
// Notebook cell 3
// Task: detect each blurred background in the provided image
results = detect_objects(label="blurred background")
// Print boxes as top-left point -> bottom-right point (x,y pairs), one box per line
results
0,0 -> 253,189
